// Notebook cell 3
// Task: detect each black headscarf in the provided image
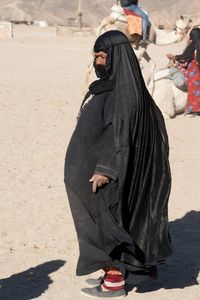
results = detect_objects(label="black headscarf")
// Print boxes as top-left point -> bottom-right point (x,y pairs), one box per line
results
176,28 -> 200,68
92,30 -> 172,266
120,0 -> 138,7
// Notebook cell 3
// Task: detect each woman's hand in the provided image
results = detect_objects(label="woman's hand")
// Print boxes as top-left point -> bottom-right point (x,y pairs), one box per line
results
167,53 -> 176,61
89,174 -> 110,193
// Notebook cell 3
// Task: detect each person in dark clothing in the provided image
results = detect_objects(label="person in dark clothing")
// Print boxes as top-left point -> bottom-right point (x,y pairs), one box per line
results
64,30 -> 172,298
120,0 -> 149,41
167,28 -> 200,114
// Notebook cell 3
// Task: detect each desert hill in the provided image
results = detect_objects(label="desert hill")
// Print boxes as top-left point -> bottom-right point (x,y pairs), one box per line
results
0,0 -> 199,26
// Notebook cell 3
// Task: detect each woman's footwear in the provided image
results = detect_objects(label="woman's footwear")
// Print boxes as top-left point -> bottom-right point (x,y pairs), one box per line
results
85,276 -> 103,287
81,285 -> 126,298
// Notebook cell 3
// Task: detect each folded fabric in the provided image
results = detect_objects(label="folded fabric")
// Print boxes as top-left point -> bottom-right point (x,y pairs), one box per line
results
169,67 -> 188,91
123,8 -> 142,36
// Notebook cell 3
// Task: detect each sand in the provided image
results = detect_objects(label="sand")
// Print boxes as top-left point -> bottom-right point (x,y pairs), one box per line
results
0,25 -> 200,300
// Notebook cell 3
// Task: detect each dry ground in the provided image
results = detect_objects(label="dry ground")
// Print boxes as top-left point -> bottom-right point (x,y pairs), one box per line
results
0,26 -> 199,300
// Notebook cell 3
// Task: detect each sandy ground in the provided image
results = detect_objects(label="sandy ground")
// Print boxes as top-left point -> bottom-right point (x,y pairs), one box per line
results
0,26 -> 200,300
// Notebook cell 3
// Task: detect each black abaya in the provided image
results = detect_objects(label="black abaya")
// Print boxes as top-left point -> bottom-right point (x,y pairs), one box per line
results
64,30 -> 172,283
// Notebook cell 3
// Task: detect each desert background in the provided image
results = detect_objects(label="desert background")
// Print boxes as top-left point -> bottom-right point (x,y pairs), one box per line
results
0,0 -> 200,25
0,1 -> 200,300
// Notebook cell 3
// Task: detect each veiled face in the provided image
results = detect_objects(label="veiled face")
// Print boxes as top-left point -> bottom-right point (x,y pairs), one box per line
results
93,30 -> 138,81
94,51 -> 107,65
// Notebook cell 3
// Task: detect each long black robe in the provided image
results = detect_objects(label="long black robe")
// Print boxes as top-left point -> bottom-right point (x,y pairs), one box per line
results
64,30 -> 172,283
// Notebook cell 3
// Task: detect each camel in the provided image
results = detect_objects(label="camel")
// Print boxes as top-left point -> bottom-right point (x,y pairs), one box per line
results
152,16 -> 192,45
97,4 -> 192,45
147,68 -> 187,119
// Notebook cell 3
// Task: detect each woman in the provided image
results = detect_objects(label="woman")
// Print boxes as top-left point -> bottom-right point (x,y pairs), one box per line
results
167,28 -> 200,115
64,30 -> 172,298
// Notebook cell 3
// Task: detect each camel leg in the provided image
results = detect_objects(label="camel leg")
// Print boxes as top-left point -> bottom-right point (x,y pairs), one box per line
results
143,50 -> 156,71
142,50 -> 156,85
147,77 -> 155,95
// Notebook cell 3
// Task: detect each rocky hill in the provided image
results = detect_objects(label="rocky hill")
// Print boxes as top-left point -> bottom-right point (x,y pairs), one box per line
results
0,0 -> 199,26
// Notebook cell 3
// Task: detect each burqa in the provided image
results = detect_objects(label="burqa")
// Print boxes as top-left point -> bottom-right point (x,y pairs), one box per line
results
64,30 -> 172,284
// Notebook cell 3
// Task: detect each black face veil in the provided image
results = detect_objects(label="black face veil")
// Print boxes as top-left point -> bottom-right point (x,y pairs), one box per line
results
93,31 -> 172,266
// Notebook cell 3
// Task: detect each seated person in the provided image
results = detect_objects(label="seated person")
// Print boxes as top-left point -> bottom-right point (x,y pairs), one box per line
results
120,0 -> 149,42
167,28 -> 200,114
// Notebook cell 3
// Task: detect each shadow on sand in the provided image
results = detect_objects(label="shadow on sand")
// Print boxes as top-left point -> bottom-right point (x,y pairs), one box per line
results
1,211 -> 200,298
0,260 -> 65,300
135,210 -> 200,293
